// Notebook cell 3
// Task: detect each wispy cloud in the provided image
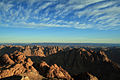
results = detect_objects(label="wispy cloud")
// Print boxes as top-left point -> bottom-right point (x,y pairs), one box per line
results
0,0 -> 120,30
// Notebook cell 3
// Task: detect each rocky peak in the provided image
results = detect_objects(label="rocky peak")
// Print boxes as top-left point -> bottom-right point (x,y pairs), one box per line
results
1,54 -> 15,65
38,62 -> 72,80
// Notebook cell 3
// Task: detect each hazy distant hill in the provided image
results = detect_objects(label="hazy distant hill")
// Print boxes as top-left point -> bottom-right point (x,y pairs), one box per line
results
0,43 -> 120,47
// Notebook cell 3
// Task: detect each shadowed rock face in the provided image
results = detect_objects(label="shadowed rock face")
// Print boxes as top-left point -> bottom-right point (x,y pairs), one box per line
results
0,45 -> 120,80
1,54 -> 15,65
73,72 -> 98,80
38,61 -> 72,80
0,75 -> 22,80
103,47 -> 120,65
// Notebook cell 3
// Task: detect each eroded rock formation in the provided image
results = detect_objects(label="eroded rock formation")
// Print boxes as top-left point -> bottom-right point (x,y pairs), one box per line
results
38,61 -> 72,80
0,45 -> 120,80
0,52 -> 38,79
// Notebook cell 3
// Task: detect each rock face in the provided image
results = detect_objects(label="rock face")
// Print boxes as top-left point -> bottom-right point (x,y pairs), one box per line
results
44,48 -> 111,72
47,64 -> 72,79
0,45 -> 62,57
0,52 -> 38,79
73,72 -> 98,80
23,46 -> 31,56
0,45 -> 120,80
0,64 -> 26,78
103,47 -> 120,65
31,46 -> 45,57
43,46 -> 63,56
38,62 -> 72,80
1,54 -> 15,65
42,48 -> 120,80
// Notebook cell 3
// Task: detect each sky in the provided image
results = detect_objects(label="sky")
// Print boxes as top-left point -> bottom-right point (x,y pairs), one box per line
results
0,0 -> 120,43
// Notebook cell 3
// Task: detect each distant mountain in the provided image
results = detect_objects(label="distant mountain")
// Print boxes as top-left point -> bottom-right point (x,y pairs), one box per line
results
0,43 -> 120,47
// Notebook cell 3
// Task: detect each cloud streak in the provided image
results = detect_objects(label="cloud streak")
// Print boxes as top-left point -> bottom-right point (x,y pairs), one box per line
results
0,0 -> 120,30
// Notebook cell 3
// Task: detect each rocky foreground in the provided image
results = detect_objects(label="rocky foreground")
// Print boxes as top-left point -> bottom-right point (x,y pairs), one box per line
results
0,45 -> 120,80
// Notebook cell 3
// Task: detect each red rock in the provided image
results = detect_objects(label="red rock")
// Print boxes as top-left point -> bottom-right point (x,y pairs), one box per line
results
38,62 -> 72,79
99,51 -> 109,62
1,54 -> 15,65
10,52 -> 26,63
40,61 -> 49,68
23,46 -> 31,56
0,64 -> 25,78
73,72 -> 98,80
46,64 -> 72,80
25,58 -> 33,69
39,61 -> 50,76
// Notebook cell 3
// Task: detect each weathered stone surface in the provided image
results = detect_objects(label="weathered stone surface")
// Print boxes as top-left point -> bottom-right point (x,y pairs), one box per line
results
39,62 -> 72,80
0,45 -> 120,80
0,64 -> 26,78
73,72 -> 98,80
1,54 -> 15,65
0,52 -> 38,79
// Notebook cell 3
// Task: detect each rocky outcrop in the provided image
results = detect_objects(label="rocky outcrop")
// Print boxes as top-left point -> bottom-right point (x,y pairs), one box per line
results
42,48 -> 120,80
73,72 -> 98,80
103,47 -> 120,65
0,45 -> 120,80
10,52 -> 26,63
23,46 -> 31,56
0,45 -> 24,56
0,52 -> 38,79
0,63 -> 26,78
0,45 -> 63,57
1,54 -> 15,65
39,62 -> 72,80
43,46 -> 63,56
44,48 -> 111,73
31,46 -> 45,57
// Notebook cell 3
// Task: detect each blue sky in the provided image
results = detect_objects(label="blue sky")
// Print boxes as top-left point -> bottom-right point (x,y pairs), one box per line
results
0,0 -> 120,43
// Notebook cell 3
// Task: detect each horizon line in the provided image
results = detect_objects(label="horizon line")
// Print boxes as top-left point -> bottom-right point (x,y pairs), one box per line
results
0,42 -> 120,44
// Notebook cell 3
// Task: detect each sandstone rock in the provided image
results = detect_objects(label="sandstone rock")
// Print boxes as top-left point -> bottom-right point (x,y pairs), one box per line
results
39,62 -> 72,80
23,46 -> 31,56
27,58 -> 33,66
0,45 -> 120,80
25,58 -> 33,69
40,61 -> 50,68
9,52 -> 26,63
88,73 -> 98,80
31,46 -> 45,57
17,54 -> 26,63
46,64 -> 72,80
99,51 -> 109,62
21,75 -> 30,80
73,72 -> 98,80
0,62 -> 38,79
0,64 -> 26,78
44,46 -> 63,56
20,71 -> 44,80
1,54 -> 15,65
39,61 -> 50,76
0,52 -> 37,79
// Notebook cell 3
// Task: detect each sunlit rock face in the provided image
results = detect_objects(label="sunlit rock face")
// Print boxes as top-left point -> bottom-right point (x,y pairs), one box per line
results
1,54 -> 15,65
0,45 -> 120,80
0,52 -> 38,79
38,61 -> 72,80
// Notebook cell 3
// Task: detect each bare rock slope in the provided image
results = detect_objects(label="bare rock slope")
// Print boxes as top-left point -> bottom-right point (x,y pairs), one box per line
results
0,45 -> 120,80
